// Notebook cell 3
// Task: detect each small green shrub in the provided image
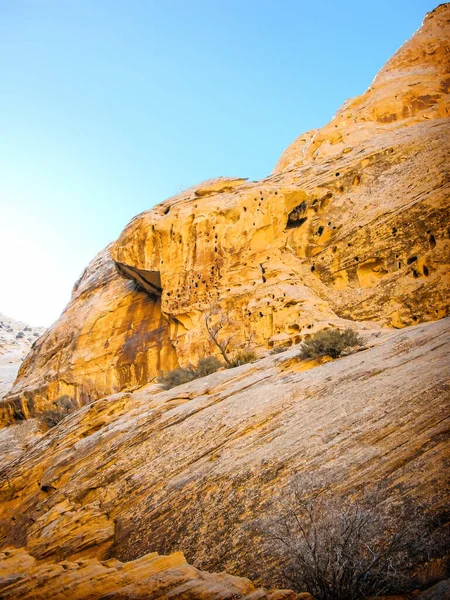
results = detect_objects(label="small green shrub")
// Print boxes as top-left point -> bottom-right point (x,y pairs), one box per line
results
196,356 -> 223,377
299,328 -> 363,360
157,367 -> 197,390
270,343 -> 291,355
157,356 -> 223,389
228,350 -> 258,368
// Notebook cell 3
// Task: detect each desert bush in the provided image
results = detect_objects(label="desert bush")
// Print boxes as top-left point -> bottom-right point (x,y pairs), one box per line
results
228,350 -> 258,368
196,356 -> 223,377
299,328 -> 363,359
157,367 -> 197,390
261,489 -> 449,600
270,343 -> 291,355
157,356 -> 223,389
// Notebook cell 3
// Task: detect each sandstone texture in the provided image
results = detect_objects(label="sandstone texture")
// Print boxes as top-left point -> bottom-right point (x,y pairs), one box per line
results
1,4 -> 449,427
0,547 -> 298,600
0,319 -> 448,589
0,5 -> 449,599
0,314 -> 45,401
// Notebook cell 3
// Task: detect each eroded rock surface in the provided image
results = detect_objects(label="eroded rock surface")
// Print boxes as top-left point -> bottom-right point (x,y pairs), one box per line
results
0,320 -> 448,589
1,4 -> 449,426
0,7 -> 449,597
0,547 -> 298,600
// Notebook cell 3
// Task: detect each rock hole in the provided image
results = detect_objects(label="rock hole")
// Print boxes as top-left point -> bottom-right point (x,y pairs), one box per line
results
317,226 -> 324,236
243,206 -> 247,212
335,172 -> 340,177
311,265 -> 315,272
412,269 -> 419,278
429,234 -> 436,249
163,206 -> 171,215
259,312 -> 263,318
286,203 -> 308,228
354,256 -> 359,261
407,256 -> 417,265
40,484 -> 55,493
320,192 -> 333,209
423,265 -> 429,276
392,227 -> 397,235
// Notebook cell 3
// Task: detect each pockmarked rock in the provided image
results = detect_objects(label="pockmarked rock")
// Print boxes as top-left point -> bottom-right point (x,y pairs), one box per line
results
1,4 -> 449,426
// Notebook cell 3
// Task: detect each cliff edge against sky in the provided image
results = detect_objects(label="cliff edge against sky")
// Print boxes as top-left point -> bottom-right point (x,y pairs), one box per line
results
0,5 -> 449,599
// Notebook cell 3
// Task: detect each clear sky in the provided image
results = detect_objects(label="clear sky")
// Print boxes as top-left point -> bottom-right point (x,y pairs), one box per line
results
0,0 -> 438,326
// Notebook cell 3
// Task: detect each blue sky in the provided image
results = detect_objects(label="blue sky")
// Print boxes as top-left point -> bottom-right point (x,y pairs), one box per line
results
0,0 -> 437,325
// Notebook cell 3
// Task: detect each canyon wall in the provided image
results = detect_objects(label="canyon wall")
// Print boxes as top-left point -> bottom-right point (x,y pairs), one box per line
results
1,4 -> 449,428
0,319 -> 448,591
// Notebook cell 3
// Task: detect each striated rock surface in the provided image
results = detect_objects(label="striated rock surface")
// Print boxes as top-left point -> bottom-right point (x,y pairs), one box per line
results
1,4 -> 449,426
0,547 -> 298,600
0,314 -> 45,401
0,319 -> 448,590
0,250 -> 178,427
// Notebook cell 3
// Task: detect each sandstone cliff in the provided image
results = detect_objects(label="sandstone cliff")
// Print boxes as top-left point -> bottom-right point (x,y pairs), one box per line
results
1,4 -> 448,427
0,5 -> 449,599
0,319 -> 448,594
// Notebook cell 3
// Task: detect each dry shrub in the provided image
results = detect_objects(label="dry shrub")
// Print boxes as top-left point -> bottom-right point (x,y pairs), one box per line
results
270,343 -> 291,355
157,367 -> 197,390
299,328 -> 363,360
261,489 -> 449,600
157,356 -> 223,390
228,350 -> 258,368
196,356 -> 223,377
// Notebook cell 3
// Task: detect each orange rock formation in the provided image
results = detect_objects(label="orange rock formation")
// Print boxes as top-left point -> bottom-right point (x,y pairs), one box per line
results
0,5 -> 449,599
1,4 -> 449,426
0,548 -> 299,599
0,318 -> 448,595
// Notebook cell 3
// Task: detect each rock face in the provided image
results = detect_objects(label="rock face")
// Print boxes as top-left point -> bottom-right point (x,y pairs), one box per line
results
1,4 -> 449,426
0,547 -> 298,600
0,314 -> 45,401
0,319 -> 448,588
0,250 -> 178,427
0,8 -> 449,597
